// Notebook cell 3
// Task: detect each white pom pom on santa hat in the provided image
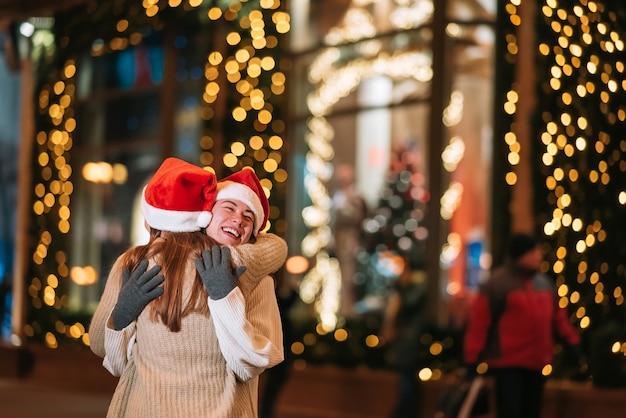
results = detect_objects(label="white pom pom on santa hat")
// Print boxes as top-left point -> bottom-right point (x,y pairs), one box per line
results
140,157 -> 217,232
214,168 -> 269,234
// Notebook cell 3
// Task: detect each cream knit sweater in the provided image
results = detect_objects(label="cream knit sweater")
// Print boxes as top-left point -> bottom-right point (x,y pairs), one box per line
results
88,233 -> 288,417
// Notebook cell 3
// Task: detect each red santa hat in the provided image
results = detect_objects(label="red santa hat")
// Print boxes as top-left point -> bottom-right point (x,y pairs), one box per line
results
141,157 -> 217,232
214,168 -> 269,235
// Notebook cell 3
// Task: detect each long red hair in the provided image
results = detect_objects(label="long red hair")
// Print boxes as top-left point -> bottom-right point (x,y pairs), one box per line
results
118,229 -> 216,332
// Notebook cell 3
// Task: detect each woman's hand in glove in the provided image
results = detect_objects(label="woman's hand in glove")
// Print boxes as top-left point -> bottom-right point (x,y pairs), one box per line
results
111,260 -> 164,330
195,246 -> 246,300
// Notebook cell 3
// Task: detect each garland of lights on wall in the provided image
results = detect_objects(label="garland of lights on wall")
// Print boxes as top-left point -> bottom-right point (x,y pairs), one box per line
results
534,0 -> 626,369
498,0 -> 626,378
25,0 -> 289,348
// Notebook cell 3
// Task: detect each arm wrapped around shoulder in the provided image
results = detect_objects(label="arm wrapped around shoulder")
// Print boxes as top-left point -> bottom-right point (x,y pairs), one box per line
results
229,233 -> 288,280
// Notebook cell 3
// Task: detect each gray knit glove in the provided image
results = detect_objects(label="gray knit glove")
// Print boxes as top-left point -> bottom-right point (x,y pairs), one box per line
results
111,260 -> 164,330
195,246 -> 246,300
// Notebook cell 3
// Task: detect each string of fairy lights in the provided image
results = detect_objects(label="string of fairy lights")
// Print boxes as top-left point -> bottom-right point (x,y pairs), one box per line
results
24,52 -> 78,348
196,1 -> 290,235
535,0 -> 626,364
498,0 -> 626,375
24,0 -> 289,348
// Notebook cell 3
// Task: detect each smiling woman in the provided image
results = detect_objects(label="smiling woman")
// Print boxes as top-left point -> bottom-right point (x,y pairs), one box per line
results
88,157 -> 288,417
206,169 -> 271,246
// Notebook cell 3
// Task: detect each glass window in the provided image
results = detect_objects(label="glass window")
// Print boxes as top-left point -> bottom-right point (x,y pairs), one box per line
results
287,0 -> 496,357
66,26 -> 212,314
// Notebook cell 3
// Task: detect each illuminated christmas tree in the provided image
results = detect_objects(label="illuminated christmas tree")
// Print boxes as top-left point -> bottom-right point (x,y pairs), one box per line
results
355,141 -> 430,311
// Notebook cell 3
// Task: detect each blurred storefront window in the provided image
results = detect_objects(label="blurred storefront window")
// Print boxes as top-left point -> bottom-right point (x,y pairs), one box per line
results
286,0 -> 496,334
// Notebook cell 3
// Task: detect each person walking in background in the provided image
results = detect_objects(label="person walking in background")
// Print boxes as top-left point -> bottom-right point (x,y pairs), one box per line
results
463,233 -> 582,418
89,158 -> 287,417
380,254 -> 428,418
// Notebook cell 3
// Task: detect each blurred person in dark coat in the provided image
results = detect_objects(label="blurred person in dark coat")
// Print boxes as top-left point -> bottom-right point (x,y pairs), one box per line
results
463,233 -> 581,418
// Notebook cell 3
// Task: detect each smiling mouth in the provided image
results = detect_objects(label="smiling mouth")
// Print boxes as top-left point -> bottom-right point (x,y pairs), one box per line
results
222,227 -> 241,238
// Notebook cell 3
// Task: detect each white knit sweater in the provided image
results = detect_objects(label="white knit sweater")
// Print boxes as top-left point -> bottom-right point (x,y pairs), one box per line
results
88,233 -> 288,417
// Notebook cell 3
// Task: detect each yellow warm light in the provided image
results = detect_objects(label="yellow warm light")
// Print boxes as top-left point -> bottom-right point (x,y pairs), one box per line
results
249,135 -> 263,150
418,368 -> 433,381
232,107 -> 247,121
260,0 -> 278,9
82,162 -> 113,184
226,32 -> 241,46
477,362 -> 489,374
69,323 -> 85,338
63,63 -> 76,79
45,332 -> 58,349
285,255 -> 309,274
208,51 -> 223,65
612,342 -> 621,353
144,5 -> 158,17
268,135 -> 283,149
429,342 -> 443,355
263,158 -> 278,173
207,7 -> 222,20
116,19 -> 129,32
291,341 -> 304,355
580,316 -> 590,329
112,164 -> 128,185
303,333 -> 316,346
505,172 -> 517,185
334,328 -> 348,342
223,153 -> 238,167
43,286 -> 56,306
70,266 -> 98,286
258,109 -> 272,124
365,334 -> 379,347
205,81 -> 219,95
231,142 -> 246,156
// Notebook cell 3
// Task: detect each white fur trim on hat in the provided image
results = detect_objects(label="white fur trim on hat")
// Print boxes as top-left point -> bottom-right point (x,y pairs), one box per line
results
197,211 -> 213,229
216,181 -> 264,233
140,187 -> 204,232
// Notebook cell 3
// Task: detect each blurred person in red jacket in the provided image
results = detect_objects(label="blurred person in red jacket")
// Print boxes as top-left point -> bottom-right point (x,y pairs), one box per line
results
463,233 -> 581,418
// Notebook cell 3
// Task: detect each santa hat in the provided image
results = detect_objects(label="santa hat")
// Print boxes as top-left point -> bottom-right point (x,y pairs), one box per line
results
141,157 -> 217,232
214,168 -> 269,234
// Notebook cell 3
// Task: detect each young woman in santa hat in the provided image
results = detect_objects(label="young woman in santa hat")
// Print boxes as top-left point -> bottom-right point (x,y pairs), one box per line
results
88,157 -> 287,418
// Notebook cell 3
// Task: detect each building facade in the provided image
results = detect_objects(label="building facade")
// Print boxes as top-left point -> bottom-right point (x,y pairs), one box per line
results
1,0 -> 625,384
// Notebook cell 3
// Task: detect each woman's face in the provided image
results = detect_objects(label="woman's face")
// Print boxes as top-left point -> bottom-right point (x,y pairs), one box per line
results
204,199 -> 255,246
